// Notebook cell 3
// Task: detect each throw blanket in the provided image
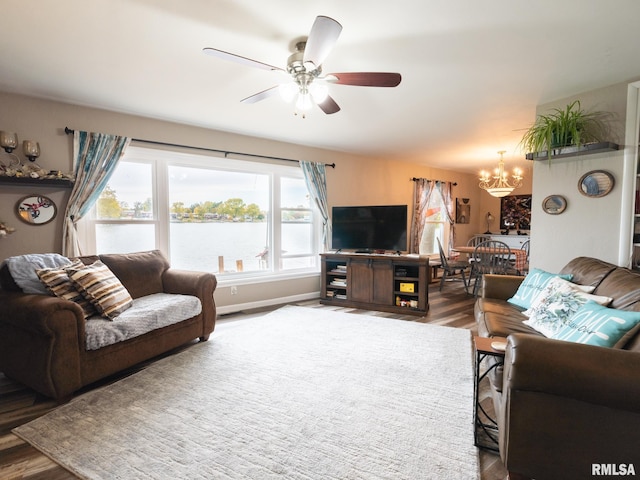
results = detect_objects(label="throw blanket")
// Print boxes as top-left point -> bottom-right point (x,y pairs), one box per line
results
3,253 -> 71,294
85,293 -> 202,350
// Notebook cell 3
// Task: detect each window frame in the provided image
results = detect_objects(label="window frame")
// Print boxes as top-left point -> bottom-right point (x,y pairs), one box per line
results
419,188 -> 451,256
81,145 -> 322,281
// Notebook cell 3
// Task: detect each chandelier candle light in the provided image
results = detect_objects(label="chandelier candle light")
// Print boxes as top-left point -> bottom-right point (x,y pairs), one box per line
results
479,150 -> 523,197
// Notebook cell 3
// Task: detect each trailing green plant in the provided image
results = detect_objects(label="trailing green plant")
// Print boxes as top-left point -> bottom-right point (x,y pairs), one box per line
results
519,100 -> 608,160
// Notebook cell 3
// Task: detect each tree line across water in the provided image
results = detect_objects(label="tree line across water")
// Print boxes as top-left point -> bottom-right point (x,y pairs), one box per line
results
97,186 -> 265,221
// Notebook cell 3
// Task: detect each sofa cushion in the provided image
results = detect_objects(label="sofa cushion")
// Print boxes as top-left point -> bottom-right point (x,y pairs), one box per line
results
84,293 -> 202,350
66,260 -> 133,319
593,268 -> 640,312
99,250 -> 169,299
507,268 -> 573,310
36,260 -> 97,319
2,253 -> 71,294
559,256 -> 616,288
523,277 -> 612,337
475,298 -> 541,338
551,301 -> 640,348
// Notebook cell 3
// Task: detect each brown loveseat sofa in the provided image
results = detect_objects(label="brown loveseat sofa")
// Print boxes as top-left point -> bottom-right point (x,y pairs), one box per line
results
475,256 -> 640,480
0,250 -> 216,402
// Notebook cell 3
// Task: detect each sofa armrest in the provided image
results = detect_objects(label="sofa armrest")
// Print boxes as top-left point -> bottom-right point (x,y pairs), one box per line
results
162,269 -> 216,296
0,292 -> 84,399
499,334 -> 640,478
162,269 -> 217,337
0,292 -> 85,338
504,334 -> 640,412
481,274 -> 524,301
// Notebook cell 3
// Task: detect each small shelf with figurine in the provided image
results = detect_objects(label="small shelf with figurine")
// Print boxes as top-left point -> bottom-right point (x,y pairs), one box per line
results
0,131 -> 75,188
0,174 -> 74,188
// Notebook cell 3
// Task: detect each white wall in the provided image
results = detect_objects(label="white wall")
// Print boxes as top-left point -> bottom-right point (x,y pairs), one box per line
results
530,81 -> 631,271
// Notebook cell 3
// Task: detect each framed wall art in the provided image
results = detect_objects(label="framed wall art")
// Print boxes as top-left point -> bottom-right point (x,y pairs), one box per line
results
455,198 -> 470,224
542,195 -> 567,215
499,194 -> 531,231
578,170 -> 614,198
16,194 -> 57,225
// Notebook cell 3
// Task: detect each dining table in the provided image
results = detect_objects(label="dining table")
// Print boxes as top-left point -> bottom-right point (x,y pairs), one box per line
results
451,245 -> 528,274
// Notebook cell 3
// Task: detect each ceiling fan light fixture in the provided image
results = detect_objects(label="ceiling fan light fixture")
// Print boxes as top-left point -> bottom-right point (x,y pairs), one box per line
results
203,15 -> 401,116
279,82 -> 298,102
296,92 -> 314,111
309,83 -> 328,103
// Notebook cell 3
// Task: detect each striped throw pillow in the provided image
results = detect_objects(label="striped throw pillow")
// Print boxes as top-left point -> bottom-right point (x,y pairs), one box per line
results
66,260 -> 133,320
36,260 -> 97,319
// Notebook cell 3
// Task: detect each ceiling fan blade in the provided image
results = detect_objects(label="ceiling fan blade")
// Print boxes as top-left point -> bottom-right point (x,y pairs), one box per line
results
303,16 -> 343,69
326,72 -> 402,87
317,95 -> 340,115
203,47 -> 284,72
240,86 -> 280,104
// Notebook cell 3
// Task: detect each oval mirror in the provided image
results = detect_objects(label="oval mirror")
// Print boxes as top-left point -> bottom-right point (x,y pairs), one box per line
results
16,195 -> 57,225
578,170 -> 614,198
542,195 -> 567,214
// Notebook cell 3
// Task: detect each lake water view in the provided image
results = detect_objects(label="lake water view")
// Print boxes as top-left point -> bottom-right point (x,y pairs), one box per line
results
97,222 -> 316,274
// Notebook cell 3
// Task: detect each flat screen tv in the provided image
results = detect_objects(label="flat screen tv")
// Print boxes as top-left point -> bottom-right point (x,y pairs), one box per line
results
331,205 -> 408,253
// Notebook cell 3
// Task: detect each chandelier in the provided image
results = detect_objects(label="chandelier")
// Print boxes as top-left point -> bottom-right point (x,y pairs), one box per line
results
479,150 -> 523,197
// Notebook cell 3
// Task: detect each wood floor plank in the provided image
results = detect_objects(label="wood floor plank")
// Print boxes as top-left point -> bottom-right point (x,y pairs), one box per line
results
1,288 -> 507,479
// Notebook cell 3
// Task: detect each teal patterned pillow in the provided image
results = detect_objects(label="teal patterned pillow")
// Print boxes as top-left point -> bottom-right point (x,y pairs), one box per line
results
551,301 -> 640,348
507,268 -> 573,310
523,277 -> 612,337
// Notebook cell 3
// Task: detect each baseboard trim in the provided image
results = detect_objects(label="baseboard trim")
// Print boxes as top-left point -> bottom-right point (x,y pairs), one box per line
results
216,292 -> 321,316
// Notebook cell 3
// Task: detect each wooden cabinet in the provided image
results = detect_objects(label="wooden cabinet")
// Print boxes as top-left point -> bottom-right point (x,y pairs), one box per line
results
320,253 -> 429,315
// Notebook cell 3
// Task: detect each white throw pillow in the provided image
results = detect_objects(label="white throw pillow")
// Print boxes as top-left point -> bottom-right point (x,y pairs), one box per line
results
523,277 -> 612,337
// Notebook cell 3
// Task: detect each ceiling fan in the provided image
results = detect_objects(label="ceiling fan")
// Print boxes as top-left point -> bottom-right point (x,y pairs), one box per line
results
203,15 -> 401,115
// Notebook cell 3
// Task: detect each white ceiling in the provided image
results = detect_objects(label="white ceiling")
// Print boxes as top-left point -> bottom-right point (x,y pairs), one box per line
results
2,0 -> 640,173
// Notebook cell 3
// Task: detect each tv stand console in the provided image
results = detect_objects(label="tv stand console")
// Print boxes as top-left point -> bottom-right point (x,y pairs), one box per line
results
320,253 -> 429,315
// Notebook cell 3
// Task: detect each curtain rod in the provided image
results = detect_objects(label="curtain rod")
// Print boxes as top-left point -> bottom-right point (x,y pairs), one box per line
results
64,127 -> 335,168
411,177 -> 457,186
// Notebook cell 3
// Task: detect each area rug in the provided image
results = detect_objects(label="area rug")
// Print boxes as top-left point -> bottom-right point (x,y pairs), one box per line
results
14,305 -> 479,479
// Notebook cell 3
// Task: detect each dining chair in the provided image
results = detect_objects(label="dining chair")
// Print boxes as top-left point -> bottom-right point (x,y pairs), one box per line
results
467,235 -> 490,247
436,237 -> 470,293
519,239 -> 530,274
466,234 -> 490,266
469,240 -> 515,296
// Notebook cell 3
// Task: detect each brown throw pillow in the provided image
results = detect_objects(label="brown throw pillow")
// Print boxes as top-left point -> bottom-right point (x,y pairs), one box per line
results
36,260 -> 97,319
66,260 -> 133,320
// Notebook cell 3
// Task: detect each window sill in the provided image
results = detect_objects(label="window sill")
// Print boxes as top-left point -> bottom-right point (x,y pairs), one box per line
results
216,270 -> 321,288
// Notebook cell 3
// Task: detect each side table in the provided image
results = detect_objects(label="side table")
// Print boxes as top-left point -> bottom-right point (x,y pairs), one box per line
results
473,336 -> 507,452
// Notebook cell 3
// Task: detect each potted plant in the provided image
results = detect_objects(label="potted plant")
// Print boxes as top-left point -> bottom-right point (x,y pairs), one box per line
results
519,100 -> 609,160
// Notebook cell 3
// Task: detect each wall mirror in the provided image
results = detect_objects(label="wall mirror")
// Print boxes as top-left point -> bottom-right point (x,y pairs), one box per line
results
16,195 -> 57,225
542,195 -> 567,214
578,170 -> 614,198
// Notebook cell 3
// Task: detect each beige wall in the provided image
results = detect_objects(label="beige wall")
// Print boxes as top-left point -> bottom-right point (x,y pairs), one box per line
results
0,91 -> 531,312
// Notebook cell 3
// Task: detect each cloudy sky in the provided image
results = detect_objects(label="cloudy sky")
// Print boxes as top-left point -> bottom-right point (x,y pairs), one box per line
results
106,161 -> 309,211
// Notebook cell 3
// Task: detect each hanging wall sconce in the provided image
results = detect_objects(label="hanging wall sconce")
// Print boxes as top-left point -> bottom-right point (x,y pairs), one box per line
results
0,131 -> 18,153
23,140 -> 41,162
0,131 -> 45,179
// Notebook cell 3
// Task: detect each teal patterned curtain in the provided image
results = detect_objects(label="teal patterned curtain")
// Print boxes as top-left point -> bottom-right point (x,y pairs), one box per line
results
410,179 -> 436,253
300,161 -> 330,251
62,130 -> 131,256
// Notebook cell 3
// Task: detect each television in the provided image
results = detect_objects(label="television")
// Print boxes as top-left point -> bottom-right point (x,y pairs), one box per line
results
331,205 -> 408,253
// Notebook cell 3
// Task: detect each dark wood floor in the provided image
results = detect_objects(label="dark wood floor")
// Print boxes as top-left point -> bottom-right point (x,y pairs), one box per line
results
0,277 -> 508,480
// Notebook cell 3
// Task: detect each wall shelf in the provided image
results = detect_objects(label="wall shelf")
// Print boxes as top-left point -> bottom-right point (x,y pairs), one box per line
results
0,176 -> 74,188
525,142 -> 619,161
